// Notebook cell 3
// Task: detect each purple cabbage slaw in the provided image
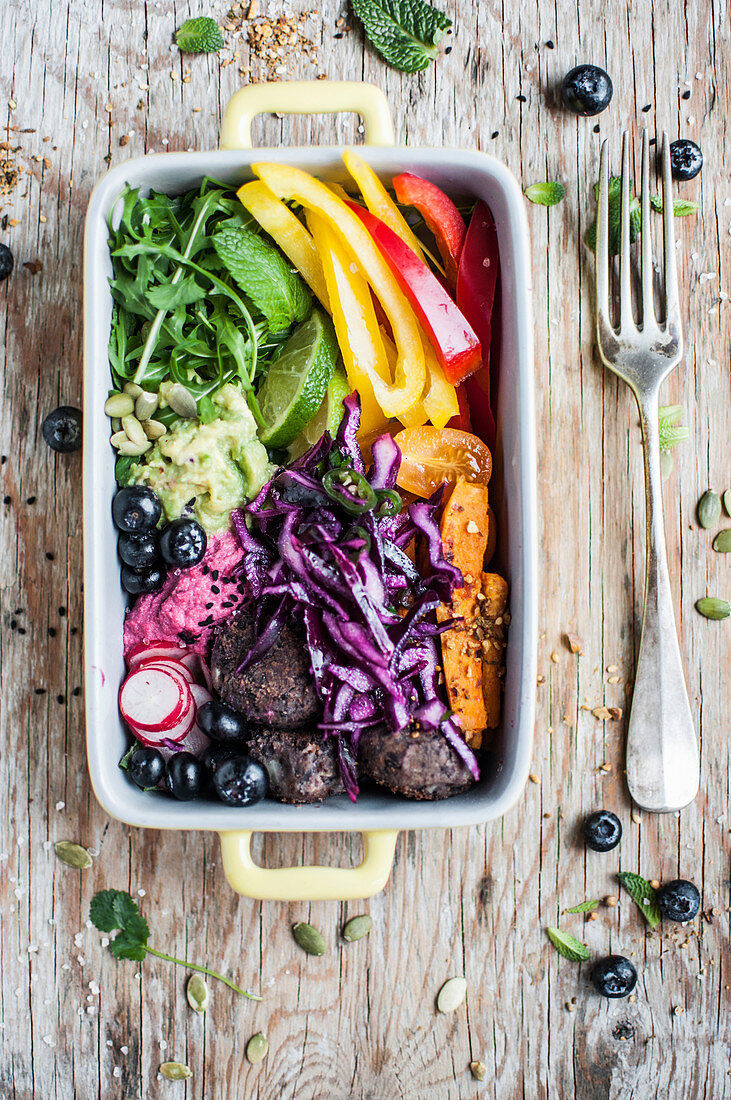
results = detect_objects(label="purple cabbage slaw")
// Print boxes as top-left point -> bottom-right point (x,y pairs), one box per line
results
230,393 -> 480,800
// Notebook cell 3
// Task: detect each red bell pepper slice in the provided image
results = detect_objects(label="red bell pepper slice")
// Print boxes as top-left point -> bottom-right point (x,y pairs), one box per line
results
392,173 -> 466,289
448,384 -> 473,433
456,202 -> 500,449
347,202 -> 482,386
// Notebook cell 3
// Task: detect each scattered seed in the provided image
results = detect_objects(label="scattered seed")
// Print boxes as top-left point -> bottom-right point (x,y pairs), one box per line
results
550,651 -> 559,663
606,664 -> 619,673
536,674 -> 546,684
649,879 -> 661,890
470,1060 -> 487,1081
608,706 -> 623,721
54,841 -> 92,869
186,974 -> 209,1014
565,632 -> 583,654
697,489 -> 721,529
529,773 -> 541,784
592,706 -> 613,721
104,392 -> 134,418
437,976 -> 467,1013
246,1032 -> 269,1064
342,914 -> 373,942
712,529 -> 731,553
674,1005 -> 685,1015
159,1062 -> 192,1080
695,597 -> 730,620
605,895 -> 618,907
631,811 -> 642,824
292,921 -> 325,956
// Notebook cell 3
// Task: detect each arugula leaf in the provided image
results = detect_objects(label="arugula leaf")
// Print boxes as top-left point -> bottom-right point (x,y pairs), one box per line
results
546,926 -> 591,962
650,195 -> 699,217
175,16 -> 224,54
564,899 -> 600,914
350,0 -> 452,74
586,176 -> 641,256
617,871 -> 661,928
212,226 -> 311,334
525,182 -> 566,207
147,274 -> 207,311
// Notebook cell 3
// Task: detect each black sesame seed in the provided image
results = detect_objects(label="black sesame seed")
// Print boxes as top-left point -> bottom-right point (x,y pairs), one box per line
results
18,627 -> 26,635
221,600 -> 233,608
517,94 -> 527,102
13,608 -> 22,615
649,137 -> 656,146
546,39 -> 555,48
1,455 -> 5,464
334,31 -> 343,38
3,496 -> 10,505
58,606 -> 66,616
70,626 -> 78,635
682,89 -> 691,100
26,496 -> 36,504
205,602 -> 213,609
48,627 -> 56,637
444,45 -> 452,54
642,103 -> 652,113
46,552 -> 54,561
35,688 -> 46,695
491,130 -> 499,139
593,124 -> 601,133
56,694 -> 65,704
211,570 -> 219,581
10,620 -> 17,630
202,565 -> 210,575
72,687 -> 81,696
211,585 -> 220,595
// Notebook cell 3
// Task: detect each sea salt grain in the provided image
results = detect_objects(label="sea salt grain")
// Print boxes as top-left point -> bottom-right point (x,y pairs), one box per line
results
42,1035 -> 55,1046
56,801 -> 65,811
137,889 -> 146,897
121,1045 -> 129,1054
113,1067 -> 122,1078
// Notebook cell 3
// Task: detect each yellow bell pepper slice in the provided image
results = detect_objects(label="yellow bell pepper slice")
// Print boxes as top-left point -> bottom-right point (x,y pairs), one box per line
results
253,162 -> 425,418
342,149 -> 425,262
307,212 -> 390,439
236,180 -> 330,310
396,338 -> 459,430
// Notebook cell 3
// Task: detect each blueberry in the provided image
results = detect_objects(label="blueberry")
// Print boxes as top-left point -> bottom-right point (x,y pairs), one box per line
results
112,486 -> 162,534
121,563 -> 166,596
159,519 -> 207,569
118,532 -> 160,570
669,139 -> 703,181
582,810 -> 622,852
656,879 -> 700,922
198,700 -> 249,743
561,64 -> 613,116
42,406 -> 83,453
213,754 -> 268,806
166,752 -> 204,801
591,955 -> 637,998
128,746 -> 165,790
0,243 -> 14,282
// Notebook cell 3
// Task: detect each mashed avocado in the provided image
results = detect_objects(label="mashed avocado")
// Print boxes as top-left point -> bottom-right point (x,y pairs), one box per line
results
131,384 -> 273,532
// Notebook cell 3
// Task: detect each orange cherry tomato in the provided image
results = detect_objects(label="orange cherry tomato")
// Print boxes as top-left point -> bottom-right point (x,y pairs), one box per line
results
393,426 -> 492,498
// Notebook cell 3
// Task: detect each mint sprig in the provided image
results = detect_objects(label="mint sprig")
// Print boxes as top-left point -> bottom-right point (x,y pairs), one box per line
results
546,926 -> 590,962
564,899 -> 600,914
616,872 -> 661,928
175,17 -> 224,54
212,226 -> 311,334
525,182 -> 566,207
650,195 -> 699,217
350,0 -> 452,74
90,890 -> 262,999
586,176 -> 640,256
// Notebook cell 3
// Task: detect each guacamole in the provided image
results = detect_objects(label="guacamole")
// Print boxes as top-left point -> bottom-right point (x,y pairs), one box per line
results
131,384 -> 273,532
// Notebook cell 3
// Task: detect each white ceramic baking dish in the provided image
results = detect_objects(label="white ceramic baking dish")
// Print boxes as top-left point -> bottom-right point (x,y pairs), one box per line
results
83,81 -> 537,901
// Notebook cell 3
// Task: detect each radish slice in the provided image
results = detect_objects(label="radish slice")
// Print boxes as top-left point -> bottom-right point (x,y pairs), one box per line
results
119,666 -> 192,732
190,683 -> 212,710
179,722 -> 212,758
180,652 -> 213,690
126,640 -> 188,668
131,706 -> 196,748
136,657 -> 196,685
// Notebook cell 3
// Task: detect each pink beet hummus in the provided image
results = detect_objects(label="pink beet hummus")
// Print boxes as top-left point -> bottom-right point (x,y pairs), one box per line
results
123,530 -> 245,658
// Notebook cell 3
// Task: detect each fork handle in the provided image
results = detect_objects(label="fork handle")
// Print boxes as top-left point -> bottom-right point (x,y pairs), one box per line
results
625,389 -> 699,812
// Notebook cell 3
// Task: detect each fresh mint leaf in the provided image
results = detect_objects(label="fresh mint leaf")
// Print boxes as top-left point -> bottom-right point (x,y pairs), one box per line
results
109,931 -> 148,962
564,899 -> 600,914
175,16 -> 224,54
546,926 -> 590,962
147,274 -> 207,312
650,195 -> 699,217
350,0 -> 452,74
586,176 -> 640,256
659,405 -> 689,453
525,181 -> 566,207
212,226 -> 311,334
617,871 -> 661,928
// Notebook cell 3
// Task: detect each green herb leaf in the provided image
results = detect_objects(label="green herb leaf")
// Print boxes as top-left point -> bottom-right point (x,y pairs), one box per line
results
115,455 -> 139,486
525,181 -> 566,207
146,274 -> 207,312
350,0 -> 452,74
175,16 -> 224,53
564,899 -> 600,914
89,889 -> 139,933
659,405 -> 689,453
118,743 -> 137,771
650,195 -> 699,217
546,926 -> 590,962
212,226 -> 311,334
108,930 -> 148,962
586,176 -> 641,256
616,871 -> 661,928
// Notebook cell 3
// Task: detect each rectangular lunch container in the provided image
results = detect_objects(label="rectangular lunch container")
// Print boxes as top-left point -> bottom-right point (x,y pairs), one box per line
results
83,81 -> 537,901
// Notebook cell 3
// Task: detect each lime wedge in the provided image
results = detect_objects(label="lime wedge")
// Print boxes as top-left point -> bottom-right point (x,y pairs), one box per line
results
288,366 -> 351,458
257,309 -> 338,448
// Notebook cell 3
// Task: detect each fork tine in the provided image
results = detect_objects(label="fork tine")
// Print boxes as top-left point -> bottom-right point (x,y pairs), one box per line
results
595,140 -> 610,331
640,130 -> 655,328
619,131 -> 633,331
661,131 -> 680,331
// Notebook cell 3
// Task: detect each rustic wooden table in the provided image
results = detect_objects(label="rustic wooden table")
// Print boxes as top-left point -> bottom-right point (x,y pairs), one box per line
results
1,1 -> 730,1097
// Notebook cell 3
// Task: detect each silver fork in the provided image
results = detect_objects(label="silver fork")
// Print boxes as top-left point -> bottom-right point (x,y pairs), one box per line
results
594,131 -> 699,812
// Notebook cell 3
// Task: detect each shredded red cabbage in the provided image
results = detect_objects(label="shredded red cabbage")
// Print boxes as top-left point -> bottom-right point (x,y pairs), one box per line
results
230,392 -> 480,799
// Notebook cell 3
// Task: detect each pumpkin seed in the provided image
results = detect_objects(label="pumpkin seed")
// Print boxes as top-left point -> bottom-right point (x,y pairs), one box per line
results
292,921 -> 325,956
121,415 -> 148,448
470,1060 -> 487,1081
342,915 -> 373,942
117,439 -> 152,457
712,529 -> 731,553
436,976 -> 467,1013
142,419 -> 167,440
697,490 -> 721,529
135,390 -> 159,420
246,1032 -> 269,1065
660,451 -> 674,480
695,597 -> 730,620
111,417 -> 122,432
123,381 -> 144,398
724,489 -> 731,518
186,974 -> 209,1014
54,841 -> 93,869
159,1062 -> 192,1081
167,383 -> 198,418
104,392 -> 135,418
110,431 -> 129,449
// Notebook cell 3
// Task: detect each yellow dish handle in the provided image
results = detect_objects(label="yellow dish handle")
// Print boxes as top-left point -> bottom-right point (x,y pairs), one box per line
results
218,829 -> 399,901
220,80 -> 395,150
